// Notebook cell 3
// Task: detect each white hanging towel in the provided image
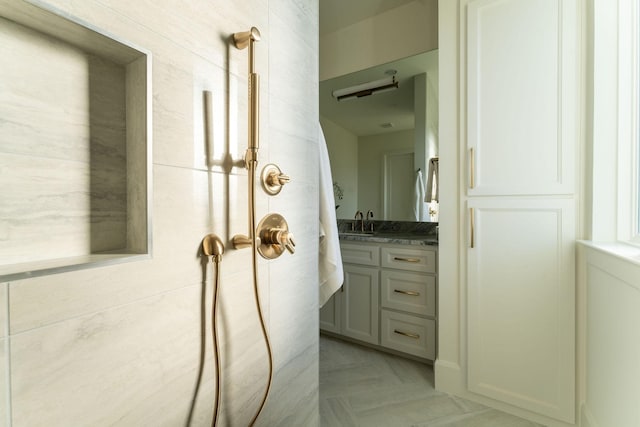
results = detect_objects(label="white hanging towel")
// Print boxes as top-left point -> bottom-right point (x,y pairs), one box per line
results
413,169 -> 428,221
425,157 -> 439,202
318,123 -> 344,308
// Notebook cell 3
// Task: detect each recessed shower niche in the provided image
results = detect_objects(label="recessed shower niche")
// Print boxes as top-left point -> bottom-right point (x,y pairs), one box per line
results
0,1 -> 151,280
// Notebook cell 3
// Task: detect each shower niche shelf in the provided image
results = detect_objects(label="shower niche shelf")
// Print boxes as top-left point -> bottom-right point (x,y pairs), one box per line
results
0,1 -> 151,281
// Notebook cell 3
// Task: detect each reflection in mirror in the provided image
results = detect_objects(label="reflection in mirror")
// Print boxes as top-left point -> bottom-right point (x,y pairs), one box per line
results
319,50 -> 439,222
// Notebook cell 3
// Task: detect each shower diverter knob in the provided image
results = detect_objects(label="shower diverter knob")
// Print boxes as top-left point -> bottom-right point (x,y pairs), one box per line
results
256,213 -> 295,259
261,164 -> 290,195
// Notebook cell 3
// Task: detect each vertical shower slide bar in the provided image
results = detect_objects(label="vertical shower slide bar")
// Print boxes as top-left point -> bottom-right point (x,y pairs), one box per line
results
230,27 -> 273,427
201,26 -> 295,427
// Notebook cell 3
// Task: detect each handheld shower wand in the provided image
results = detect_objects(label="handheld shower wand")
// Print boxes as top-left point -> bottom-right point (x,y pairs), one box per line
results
232,26 -> 261,252
233,27 -> 261,168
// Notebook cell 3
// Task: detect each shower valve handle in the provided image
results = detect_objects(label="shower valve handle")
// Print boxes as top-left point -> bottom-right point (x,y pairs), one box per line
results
261,164 -> 290,195
268,171 -> 290,186
256,213 -> 295,259
284,235 -> 295,254
279,230 -> 296,254
264,228 -> 295,254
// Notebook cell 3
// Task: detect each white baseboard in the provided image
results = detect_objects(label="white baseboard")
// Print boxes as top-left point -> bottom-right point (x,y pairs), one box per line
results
580,403 -> 598,427
434,358 -> 464,394
435,359 -> 577,427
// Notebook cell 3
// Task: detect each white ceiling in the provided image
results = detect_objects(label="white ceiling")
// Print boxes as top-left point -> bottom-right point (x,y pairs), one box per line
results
319,0 -> 418,35
319,0 -> 437,136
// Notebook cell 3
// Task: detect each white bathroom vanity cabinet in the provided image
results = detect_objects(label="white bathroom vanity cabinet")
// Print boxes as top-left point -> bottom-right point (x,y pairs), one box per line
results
320,240 -> 437,362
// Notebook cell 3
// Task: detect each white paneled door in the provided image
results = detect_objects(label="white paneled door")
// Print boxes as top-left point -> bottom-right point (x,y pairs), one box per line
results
460,0 -> 580,424
466,0 -> 577,196
467,198 -> 576,422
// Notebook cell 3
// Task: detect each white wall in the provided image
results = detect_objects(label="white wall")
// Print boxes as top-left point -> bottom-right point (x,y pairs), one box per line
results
0,1 -> 320,426
319,0 -> 438,81
578,244 -> 640,427
358,130 -> 415,219
436,0 -> 463,397
320,117 -> 359,219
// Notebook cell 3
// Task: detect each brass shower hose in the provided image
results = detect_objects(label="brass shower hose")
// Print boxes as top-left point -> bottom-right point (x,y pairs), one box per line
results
205,165 -> 274,427
211,254 -> 222,426
246,158 -> 274,427
201,234 -> 224,426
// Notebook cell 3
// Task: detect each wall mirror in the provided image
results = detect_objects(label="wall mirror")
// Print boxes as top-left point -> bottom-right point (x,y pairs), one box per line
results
319,49 -> 439,222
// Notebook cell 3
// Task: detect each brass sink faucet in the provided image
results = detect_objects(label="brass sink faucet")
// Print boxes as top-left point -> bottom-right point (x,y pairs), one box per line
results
366,210 -> 374,232
353,210 -> 364,232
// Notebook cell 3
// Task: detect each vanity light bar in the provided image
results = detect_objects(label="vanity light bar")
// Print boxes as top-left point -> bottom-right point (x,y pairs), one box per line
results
332,76 -> 398,101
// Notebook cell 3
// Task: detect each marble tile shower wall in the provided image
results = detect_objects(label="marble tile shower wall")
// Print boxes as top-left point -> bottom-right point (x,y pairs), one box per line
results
1,1 -> 319,426
0,22 -> 129,263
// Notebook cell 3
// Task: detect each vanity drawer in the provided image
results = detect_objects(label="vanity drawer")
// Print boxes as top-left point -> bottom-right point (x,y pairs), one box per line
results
340,242 -> 380,266
381,270 -> 436,317
381,247 -> 436,273
380,310 -> 436,360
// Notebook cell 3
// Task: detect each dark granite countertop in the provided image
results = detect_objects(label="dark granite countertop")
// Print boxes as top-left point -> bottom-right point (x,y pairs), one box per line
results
338,232 -> 438,247
336,219 -> 438,247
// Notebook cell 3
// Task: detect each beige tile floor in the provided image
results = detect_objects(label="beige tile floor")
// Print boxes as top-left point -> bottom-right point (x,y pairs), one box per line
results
319,335 -> 544,427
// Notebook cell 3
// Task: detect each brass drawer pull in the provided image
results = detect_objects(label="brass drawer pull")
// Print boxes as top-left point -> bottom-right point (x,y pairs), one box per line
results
470,207 -> 475,249
393,257 -> 420,263
393,329 -> 420,339
393,289 -> 420,297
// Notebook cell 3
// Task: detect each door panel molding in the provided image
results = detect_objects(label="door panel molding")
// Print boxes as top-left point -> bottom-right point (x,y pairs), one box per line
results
466,0 -> 576,195
467,197 -> 576,422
